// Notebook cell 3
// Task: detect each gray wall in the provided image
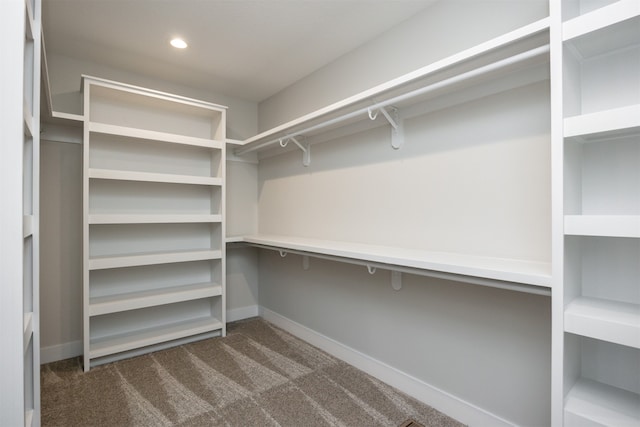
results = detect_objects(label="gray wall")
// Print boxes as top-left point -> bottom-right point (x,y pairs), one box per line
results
258,0 -> 549,130
255,1 -> 551,425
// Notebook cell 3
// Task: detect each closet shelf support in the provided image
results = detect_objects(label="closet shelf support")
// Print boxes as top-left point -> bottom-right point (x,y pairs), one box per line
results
279,136 -> 311,166
377,106 -> 404,149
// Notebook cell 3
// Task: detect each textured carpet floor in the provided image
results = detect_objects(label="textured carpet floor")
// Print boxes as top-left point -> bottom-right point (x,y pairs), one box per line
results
41,318 -> 464,427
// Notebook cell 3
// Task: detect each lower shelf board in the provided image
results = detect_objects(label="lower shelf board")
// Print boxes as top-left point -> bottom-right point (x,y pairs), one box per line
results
90,315 -> 223,359
565,378 -> 640,427
89,282 -> 223,316
565,297 -> 640,349
242,234 -> 551,288
89,249 -> 222,270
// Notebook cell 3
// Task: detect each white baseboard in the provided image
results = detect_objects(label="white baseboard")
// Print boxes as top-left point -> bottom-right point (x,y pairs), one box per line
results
41,340 -> 82,364
227,304 -> 260,323
260,307 -> 515,427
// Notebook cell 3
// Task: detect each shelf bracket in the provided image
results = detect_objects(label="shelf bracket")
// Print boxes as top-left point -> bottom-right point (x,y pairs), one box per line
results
302,255 -> 310,270
367,106 -> 404,149
366,265 -> 377,275
279,136 -> 311,167
279,250 -> 287,258
391,271 -> 402,291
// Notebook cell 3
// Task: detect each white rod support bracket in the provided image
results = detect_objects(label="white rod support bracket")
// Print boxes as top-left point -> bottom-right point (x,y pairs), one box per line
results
279,250 -> 287,258
382,107 -> 404,150
302,255 -> 310,270
280,136 -> 311,167
368,106 -> 404,149
367,265 -> 377,275
391,271 -> 402,291
302,141 -> 311,167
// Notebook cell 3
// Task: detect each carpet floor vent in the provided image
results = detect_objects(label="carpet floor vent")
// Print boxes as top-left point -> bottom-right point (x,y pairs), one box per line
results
399,419 -> 425,427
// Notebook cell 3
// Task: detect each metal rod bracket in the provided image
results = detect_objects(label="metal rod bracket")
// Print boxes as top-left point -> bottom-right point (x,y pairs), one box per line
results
391,271 -> 402,291
368,106 -> 404,149
280,136 -> 310,166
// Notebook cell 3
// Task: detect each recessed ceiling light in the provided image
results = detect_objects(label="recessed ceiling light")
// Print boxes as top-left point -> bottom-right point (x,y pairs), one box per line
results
170,38 -> 188,49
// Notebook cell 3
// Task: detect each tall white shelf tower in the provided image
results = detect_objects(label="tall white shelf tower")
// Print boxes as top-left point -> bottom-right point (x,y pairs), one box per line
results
0,0 -> 42,425
552,1 -> 640,425
81,76 -> 228,371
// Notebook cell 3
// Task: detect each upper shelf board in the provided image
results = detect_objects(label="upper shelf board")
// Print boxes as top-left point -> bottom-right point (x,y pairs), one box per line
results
89,122 -> 224,149
563,0 -> 640,42
81,75 -> 227,112
236,18 -> 550,156
565,12 -> 640,59
564,104 -> 640,140
241,235 -> 551,288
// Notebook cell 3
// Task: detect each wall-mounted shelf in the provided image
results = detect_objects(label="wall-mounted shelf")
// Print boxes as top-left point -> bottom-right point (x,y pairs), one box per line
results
239,235 -> 551,294
236,18 -> 550,160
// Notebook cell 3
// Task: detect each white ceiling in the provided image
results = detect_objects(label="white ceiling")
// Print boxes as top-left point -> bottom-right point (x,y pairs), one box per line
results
42,0 -> 435,102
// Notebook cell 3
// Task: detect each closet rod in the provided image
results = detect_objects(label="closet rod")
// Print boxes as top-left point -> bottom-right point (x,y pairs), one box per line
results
236,44 -> 550,156
247,243 -> 552,297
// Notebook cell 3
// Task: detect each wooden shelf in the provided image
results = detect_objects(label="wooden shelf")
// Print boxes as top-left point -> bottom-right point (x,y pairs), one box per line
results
89,122 -> 224,149
564,104 -> 640,140
88,249 -> 222,270
563,0 -> 640,42
565,378 -> 640,427
242,235 -> 551,288
89,315 -> 223,359
565,297 -> 640,348
237,18 -> 549,155
564,215 -> 640,238
89,214 -> 222,224
89,282 -> 222,316
88,168 -> 222,186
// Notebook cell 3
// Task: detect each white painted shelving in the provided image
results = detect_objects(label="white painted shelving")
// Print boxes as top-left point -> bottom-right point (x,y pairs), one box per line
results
236,17 -> 550,160
242,235 -> 551,294
82,76 -> 227,370
22,0 -> 41,424
553,1 -> 640,425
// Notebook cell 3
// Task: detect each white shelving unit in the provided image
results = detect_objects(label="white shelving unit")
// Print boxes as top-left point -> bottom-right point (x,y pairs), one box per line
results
82,76 -> 227,371
23,0 -> 41,425
1,0 -> 41,423
553,1 -> 640,425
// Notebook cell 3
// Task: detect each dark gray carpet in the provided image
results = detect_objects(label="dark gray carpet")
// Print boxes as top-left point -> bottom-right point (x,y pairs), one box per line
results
41,318 -> 464,427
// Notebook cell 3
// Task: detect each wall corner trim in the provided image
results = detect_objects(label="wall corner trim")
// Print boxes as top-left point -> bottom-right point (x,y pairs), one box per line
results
259,307 -> 517,427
